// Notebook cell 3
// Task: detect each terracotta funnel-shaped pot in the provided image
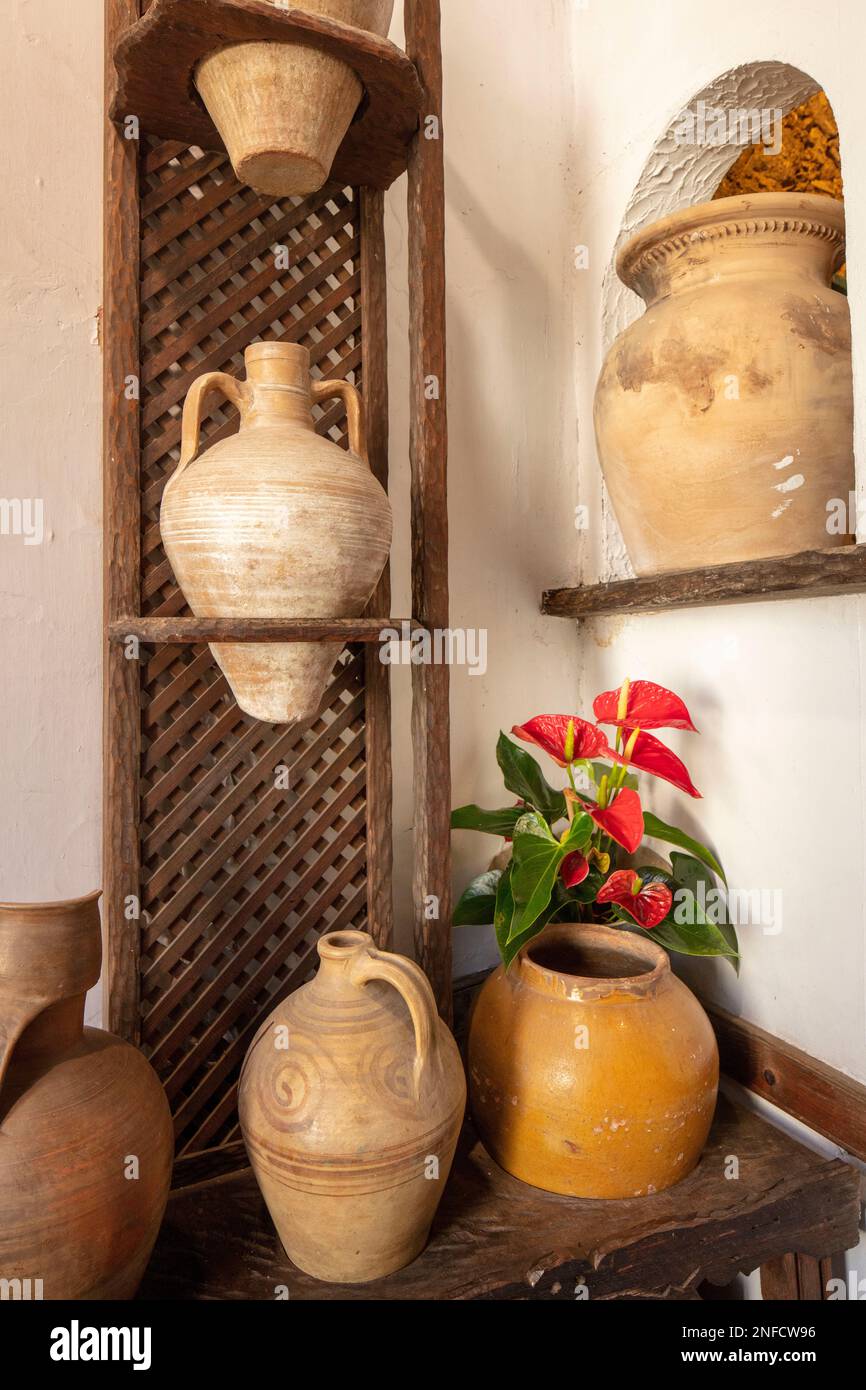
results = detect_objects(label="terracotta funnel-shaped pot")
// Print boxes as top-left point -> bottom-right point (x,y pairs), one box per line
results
594,192 -> 853,575
195,0 -> 396,198
160,342 -> 392,726
239,930 -> 466,1283
0,893 -> 174,1299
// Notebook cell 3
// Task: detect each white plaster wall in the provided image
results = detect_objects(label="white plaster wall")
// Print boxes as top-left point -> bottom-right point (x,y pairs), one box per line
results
564,0 -> 866,1091
385,0 -> 583,970
0,1 -> 103,920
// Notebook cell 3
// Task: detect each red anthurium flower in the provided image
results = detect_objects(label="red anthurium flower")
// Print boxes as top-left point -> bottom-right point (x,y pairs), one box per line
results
610,729 -> 701,799
560,850 -> 590,889
512,715 -> 611,767
594,680 -> 697,733
596,870 -> 672,929
580,788 -> 644,854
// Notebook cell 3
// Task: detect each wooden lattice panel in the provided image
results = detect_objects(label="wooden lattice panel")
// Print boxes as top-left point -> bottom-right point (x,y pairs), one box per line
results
135,139 -> 370,1155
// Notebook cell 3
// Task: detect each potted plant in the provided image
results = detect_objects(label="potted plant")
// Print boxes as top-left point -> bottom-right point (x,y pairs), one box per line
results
452,680 -> 732,1199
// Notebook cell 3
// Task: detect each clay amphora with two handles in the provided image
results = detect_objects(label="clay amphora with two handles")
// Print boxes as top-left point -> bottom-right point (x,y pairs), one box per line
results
161,341 -> 392,725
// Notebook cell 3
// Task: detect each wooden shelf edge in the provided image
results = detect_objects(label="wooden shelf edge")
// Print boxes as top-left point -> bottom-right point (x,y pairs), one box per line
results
706,1002 -> 866,1163
108,617 -> 415,645
110,0 -> 424,192
542,545 -> 866,619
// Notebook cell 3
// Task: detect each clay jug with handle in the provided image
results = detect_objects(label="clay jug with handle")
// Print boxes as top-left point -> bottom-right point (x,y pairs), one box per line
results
239,930 -> 466,1283
0,893 -> 174,1299
160,342 -> 392,726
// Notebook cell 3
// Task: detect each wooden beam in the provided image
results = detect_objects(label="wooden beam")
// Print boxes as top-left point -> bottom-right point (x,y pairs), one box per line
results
708,1003 -> 866,1163
406,0 -> 451,1021
108,616 -> 412,644
760,1252 -> 837,1301
542,545 -> 866,621
103,0 -> 143,1043
360,187 -> 395,949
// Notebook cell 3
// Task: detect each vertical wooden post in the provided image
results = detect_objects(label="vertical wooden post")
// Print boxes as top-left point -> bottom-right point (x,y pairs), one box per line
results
360,187 -> 394,949
405,0 -> 451,1019
103,0 -> 142,1041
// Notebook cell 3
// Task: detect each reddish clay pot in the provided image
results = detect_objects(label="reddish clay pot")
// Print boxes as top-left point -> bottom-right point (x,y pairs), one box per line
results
0,893 -> 174,1299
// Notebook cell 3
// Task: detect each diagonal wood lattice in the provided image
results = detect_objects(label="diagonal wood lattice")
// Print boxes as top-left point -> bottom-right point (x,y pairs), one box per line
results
137,138 -> 370,1156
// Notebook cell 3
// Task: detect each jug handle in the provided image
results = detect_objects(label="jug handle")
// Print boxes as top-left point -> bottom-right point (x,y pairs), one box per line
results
168,371 -> 252,489
311,379 -> 368,465
348,948 -> 438,1101
0,994 -> 47,1100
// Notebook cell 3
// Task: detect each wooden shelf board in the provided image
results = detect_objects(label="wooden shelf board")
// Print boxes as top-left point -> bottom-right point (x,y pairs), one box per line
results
108,616 -> 414,645
138,1098 -> 860,1300
111,0 -> 425,191
542,545 -> 866,620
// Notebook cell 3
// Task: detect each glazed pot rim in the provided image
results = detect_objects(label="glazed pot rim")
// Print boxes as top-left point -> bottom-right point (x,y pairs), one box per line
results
617,190 -> 846,293
0,889 -> 102,914
518,923 -> 668,999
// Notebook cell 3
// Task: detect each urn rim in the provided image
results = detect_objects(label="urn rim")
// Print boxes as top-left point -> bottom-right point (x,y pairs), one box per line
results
516,922 -> 669,1001
617,190 -> 846,298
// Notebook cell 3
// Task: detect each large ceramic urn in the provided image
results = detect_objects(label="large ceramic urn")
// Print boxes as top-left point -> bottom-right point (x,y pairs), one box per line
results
594,192 -> 853,574
469,924 -> 718,1199
161,341 -> 392,725
195,0 -> 395,198
239,930 -> 466,1283
0,893 -> 174,1299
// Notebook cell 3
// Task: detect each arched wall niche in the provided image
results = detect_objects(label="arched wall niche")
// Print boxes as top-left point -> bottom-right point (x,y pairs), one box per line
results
596,60 -> 853,579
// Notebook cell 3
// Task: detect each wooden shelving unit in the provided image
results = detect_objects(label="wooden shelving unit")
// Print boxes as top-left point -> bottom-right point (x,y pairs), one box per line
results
110,0 -> 425,190
139,1097 -> 859,1300
103,0 -> 451,1176
542,544 -> 866,620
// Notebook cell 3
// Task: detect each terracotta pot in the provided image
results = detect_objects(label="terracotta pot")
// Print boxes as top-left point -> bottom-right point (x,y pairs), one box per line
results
195,1 -> 395,198
468,924 -> 718,1199
594,192 -> 853,575
239,930 -> 466,1283
0,893 -> 173,1299
161,342 -> 392,725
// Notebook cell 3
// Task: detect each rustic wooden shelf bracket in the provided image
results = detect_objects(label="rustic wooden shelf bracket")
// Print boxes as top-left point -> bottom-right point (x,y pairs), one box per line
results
542,545 -> 866,620
108,617 -> 416,644
110,0 -> 425,190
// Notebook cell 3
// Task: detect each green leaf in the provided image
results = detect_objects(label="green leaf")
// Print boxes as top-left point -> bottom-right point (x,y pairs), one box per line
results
507,810 -> 593,944
642,811 -> 727,886
619,866 -> 738,962
670,853 -> 739,971
496,733 -> 567,822
590,761 -> 638,790
453,869 -> 501,926
508,812 -> 561,942
502,898 -> 561,969
451,803 -> 523,837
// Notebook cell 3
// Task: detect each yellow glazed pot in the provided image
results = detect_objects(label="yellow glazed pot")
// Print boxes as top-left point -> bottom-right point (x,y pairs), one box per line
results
468,924 -> 718,1199
594,192 -> 853,575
